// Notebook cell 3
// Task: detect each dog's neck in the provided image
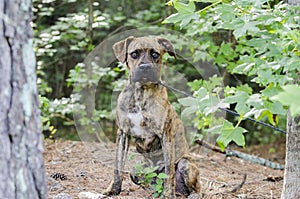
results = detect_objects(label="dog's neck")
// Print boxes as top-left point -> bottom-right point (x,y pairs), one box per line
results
127,76 -> 159,88
126,80 -> 167,102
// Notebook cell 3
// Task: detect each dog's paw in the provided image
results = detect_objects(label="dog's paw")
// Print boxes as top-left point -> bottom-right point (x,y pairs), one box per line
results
102,187 -> 121,196
102,181 -> 122,196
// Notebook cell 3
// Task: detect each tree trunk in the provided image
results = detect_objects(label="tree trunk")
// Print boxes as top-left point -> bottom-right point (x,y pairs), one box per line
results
281,114 -> 300,199
281,1 -> 300,198
0,1 -> 47,199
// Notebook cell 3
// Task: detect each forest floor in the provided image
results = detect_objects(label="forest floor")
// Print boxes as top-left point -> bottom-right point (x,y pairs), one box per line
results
44,139 -> 285,199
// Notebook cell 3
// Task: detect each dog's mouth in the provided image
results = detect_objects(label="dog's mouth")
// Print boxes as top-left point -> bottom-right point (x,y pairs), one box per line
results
132,73 -> 159,84
132,64 -> 159,84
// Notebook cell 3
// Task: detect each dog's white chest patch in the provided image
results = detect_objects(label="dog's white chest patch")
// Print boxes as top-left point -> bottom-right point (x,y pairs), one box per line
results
127,110 -> 144,137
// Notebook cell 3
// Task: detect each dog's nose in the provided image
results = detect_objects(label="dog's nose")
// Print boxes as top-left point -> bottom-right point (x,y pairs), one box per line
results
138,63 -> 152,70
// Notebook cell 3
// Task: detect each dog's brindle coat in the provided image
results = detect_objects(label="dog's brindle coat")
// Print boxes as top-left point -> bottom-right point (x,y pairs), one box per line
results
104,36 -> 200,198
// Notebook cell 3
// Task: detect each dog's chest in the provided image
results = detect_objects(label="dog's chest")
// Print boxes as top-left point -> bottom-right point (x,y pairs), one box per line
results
118,85 -> 168,138
127,108 -> 144,137
126,99 -> 165,138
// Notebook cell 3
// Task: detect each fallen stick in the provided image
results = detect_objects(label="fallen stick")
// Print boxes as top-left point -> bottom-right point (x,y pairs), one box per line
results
230,174 -> 247,193
194,139 -> 285,170
212,173 -> 247,196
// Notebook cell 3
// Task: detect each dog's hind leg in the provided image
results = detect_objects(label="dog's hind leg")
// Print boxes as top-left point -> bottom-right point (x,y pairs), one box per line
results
175,158 -> 201,197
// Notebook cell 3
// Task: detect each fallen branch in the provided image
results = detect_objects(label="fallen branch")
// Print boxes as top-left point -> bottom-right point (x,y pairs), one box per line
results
212,173 -> 247,196
194,139 -> 285,170
230,174 -> 247,193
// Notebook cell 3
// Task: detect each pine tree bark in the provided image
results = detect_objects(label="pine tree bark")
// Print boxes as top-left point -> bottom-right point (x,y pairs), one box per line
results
281,113 -> 300,199
0,0 -> 47,199
281,1 -> 300,198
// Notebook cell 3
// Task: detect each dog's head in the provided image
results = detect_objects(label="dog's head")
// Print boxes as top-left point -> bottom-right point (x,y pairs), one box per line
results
113,36 -> 175,85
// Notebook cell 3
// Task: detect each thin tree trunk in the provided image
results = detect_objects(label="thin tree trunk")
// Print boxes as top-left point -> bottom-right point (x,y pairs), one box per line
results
281,113 -> 300,199
281,1 -> 300,198
88,0 -> 94,47
0,0 -> 47,199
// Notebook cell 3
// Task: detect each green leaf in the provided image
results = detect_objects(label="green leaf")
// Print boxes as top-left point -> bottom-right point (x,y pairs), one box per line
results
271,85 -> 300,117
231,18 -> 247,38
174,1 -> 195,14
233,62 -> 255,74
219,42 -> 234,57
144,166 -> 158,174
155,184 -> 163,192
253,69 -> 275,86
179,88 -> 223,117
145,173 -> 157,179
162,1 -> 198,28
235,103 -> 250,115
215,3 -> 235,21
236,84 -> 253,94
162,13 -> 198,28
193,50 -> 210,62
180,13 -> 199,28
187,79 -> 203,91
157,173 -> 168,179
202,95 -> 223,115
232,55 -> 255,74
178,97 -> 198,107
233,26 -> 247,39
244,21 -> 260,34
243,108 -> 257,119
217,120 -> 247,151
247,38 -> 268,52
246,94 -> 262,109
284,57 -> 300,71
224,86 -> 236,96
182,106 -> 198,116
262,83 -> 282,98
156,178 -> 163,186
202,76 -> 223,92
267,101 -> 287,115
197,87 -> 208,99
265,42 -> 281,58
162,13 -> 181,24
225,91 -> 250,114
226,91 -> 248,104
233,20 -> 260,38
255,109 -> 277,126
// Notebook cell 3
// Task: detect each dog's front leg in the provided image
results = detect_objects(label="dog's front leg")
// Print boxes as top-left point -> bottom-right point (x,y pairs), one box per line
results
162,133 -> 176,199
104,129 -> 129,195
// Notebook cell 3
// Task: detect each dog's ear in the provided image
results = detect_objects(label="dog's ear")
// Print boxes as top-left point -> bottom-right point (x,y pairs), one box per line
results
157,37 -> 176,58
113,36 -> 134,63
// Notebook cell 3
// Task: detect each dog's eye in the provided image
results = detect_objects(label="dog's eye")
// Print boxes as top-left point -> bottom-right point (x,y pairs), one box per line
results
150,51 -> 160,59
130,51 -> 139,59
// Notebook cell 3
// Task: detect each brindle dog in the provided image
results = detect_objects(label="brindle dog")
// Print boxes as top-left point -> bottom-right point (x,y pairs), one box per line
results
104,36 -> 201,198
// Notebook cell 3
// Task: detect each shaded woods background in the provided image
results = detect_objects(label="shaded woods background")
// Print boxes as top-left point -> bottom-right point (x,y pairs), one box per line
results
34,0 -> 292,148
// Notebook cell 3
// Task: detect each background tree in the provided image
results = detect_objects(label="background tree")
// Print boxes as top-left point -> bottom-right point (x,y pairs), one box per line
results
280,1 -> 300,198
281,0 -> 300,199
0,0 -> 47,198
282,111 -> 300,199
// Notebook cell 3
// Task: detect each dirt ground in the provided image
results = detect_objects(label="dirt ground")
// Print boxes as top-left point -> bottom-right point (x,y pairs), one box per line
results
44,139 -> 285,199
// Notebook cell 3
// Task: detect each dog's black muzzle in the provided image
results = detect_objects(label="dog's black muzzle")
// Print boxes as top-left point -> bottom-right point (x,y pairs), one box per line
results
132,63 -> 160,84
